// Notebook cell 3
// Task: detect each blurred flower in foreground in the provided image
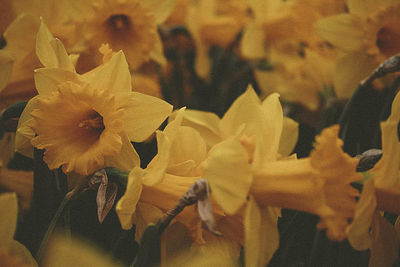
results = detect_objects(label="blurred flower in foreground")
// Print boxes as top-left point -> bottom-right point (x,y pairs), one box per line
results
316,0 -> 400,97
15,22 -> 172,175
347,90 -> 400,266
0,193 -> 37,267
79,0 -> 177,70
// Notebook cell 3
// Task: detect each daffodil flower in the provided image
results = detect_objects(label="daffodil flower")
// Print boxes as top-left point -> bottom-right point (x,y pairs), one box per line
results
347,90 -> 400,267
186,0 -> 249,78
76,0 -> 177,70
316,0 -> 400,97
0,193 -> 37,267
15,21 -> 172,175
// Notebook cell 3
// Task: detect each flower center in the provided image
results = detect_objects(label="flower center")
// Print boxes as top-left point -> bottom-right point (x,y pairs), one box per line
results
376,25 -> 400,57
107,14 -> 131,32
78,111 -> 105,133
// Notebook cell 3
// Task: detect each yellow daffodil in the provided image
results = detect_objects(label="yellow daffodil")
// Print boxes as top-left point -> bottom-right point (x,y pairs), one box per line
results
254,48 -> 335,110
347,90 -> 400,266
241,0 -> 345,103
241,0 -> 346,59
0,15 -> 41,105
77,0 -> 177,70
178,86 -> 358,266
187,0 -> 249,78
203,124 -> 360,267
15,21 -> 172,175
316,0 -> 400,98
0,193 -> 37,267
117,108 -> 243,266
0,0 -> 83,104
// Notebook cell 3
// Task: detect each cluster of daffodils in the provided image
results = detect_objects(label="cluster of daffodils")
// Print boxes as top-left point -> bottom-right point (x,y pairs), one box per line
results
1,1 -> 400,267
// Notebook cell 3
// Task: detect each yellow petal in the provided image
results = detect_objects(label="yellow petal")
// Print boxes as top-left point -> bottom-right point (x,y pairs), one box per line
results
81,51 -> 131,94
0,193 -> 18,251
36,20 -> 74,71
194,40 -> 211,79
220,85 -> 263,140
34,68 -> 79,96
142,131 -> 171,186
347,0 -> 396,17
104,132 -> 140,172
245,197 -> 279,267
178,109 -> 221,148
333,52 -> 376,98
118,92 -> 172,142
4,14 -> 39,60
369,213 -> 399,267
169,126 -> 207,169
143,0 -> 178,24
8,240 -> 38,267
315,14 -> 364,52
259,93 -> 283,162
346,178 -> 376,250
241,22 -> 266,59
203,137 -> 252,214
15,96 -> 40,158
116,167 -> 143,230
133,202 -> 164,242
278,117 -> 298,157
149,33 -> 167,66
0,50 -> 14,92
42,235 -> 122,267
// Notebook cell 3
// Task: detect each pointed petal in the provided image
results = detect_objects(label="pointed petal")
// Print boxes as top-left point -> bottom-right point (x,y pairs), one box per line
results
34,68 -> 79,96
334,52 -> 376,98
369,213 -> 399,267
278,117 -> 298,157
203,137 -> 252,214
241,22 -> 266,59
260,93 -> 283,161
245,197 -> 279,267
315,14 -> 364,52
0,193 -> 18,251
4,14 -> 39,60
36,20 -> 74,71
220,86 -> 263,139
119,92 -> 172,142
169,126 -> 207,169
116,167 -> 143,230
149,33 -> 167,66
81,51 -> 131,94
143,0 -> 177,24
15,96 -> 40,158
178,109 -> 221,148
346,178 -> 376,250
104,133 -> 140,171
142,130 -> 171,186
